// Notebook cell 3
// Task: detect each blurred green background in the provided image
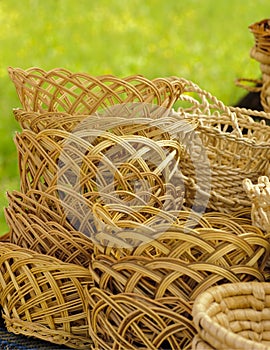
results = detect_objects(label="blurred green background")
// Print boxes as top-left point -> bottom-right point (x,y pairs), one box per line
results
1,0 -> 270,233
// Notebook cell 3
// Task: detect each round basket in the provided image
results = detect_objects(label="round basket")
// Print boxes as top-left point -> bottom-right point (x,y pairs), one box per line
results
8,67 -> 184,114
243,175 -> 270,234
0,241 -> 93,349
192,282 -> 270,350
85,286 -> 195,350
175,78 -> 270,213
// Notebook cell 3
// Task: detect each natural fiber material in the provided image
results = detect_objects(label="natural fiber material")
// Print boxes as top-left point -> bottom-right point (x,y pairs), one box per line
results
192,282 -> 270,350
0,242 -> 93,349
85,287 -> 195,350
243,175 -> 270,233
175,78 -> 270,213
8,67 -> 184,114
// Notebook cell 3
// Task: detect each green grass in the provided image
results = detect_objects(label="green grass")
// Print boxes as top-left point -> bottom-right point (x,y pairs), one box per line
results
1,0 -> 270,233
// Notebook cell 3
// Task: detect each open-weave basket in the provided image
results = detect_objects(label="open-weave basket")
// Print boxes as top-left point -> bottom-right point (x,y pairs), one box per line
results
85,286 -> 195,350
0,241 -> 93,349
8,67 -> 184,114
192,282 -> 270,350
175,78 -> 270,213
243,175 -> 270,234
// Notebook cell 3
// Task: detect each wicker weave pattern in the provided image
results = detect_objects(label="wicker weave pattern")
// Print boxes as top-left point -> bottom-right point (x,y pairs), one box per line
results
0,242 -> 93,349
8,67 -> 184,113
192,282 -> 270,350
243,176 -> 270,233
175,78 -> 270,212
85,287 -> 195,350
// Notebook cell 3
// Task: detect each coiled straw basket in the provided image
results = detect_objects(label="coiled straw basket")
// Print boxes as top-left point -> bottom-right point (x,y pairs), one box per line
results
192,282 -> 270,350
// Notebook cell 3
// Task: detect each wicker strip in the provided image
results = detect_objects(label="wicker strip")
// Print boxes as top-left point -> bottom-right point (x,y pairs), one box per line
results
0,242 -> 93,349
192,282 -> 270,350
243,175 -> 270,233
8,67 -> 184,114
175,78 -> 270,213
85,286 -> 195,350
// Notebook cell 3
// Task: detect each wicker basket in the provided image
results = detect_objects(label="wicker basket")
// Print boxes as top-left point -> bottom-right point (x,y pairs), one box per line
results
175,78 -> 270,213
85,286 -> 195,350
243,175 -> 270,233
0,241 -> 93,349
8,67 -> 184,114
192,282 -> 270,350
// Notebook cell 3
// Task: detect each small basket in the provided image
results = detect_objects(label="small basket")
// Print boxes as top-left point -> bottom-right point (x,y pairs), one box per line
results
0,241 -> 93,349
192,282 -> 270,350
85,286 -> 195,350
175,78 -> 270,213
243,175 -> 270,233
8,67 -> 184,114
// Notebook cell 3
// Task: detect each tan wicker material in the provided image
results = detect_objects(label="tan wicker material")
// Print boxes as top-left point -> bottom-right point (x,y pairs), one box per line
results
0,242 -> 93,349
8,67 -> 184,114
243,176 -> 270,233
85,286 -> 195,350
192,282 -> 270,350
175,78 -> 270,213
5,190 -> 94,267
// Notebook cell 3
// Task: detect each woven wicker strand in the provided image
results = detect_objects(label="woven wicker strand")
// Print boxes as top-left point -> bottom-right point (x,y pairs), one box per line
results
8,67 -> 184,114
85,287 -> 195,350
192,282 -> 270,350
0,242 -> 93,349
243,175 -> 270,233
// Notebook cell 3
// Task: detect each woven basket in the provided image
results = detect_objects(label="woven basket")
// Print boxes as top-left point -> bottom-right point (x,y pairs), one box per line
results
8,67 -> 184,114
85,286 -> 195,350
243,175 -> 270,234
192,282 -> 270,350
0,241 -> 93,349
175,78 -> 270,213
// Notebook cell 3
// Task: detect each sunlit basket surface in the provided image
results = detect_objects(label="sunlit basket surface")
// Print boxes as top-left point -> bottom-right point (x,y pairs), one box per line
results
8,67 -> 184,114
0,242 -> 93,349
175,78 -> 270,213
85,286 -> 195,350
243,175 -> 270,234
192,282 -> 270,350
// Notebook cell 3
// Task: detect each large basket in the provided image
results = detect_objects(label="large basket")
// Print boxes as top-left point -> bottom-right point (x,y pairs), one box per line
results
0,241 -> 93,349
8,67 -> 184,114
175,78 -> 270,213
192,282 -> 270,350
85,286 -> 195,350
243,175 -> 270,234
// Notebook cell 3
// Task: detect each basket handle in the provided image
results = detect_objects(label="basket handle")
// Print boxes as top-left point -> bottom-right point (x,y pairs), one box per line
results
175,77 -> 243,138
235,77 -> 263,92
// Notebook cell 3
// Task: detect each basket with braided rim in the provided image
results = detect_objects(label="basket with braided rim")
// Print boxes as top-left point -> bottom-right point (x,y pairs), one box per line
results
85,286 -> 195,350
175,78 -> 270,213
8,67 -> 184,114
0,241 -> 93,349
192,282 -> 270,350
243,175 -> 270,234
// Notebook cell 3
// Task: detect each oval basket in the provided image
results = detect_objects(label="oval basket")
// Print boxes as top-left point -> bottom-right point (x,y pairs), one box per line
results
8,67 -> 184,114
0,241 -> 93,349
175,78 -> 270,213
192,282 -> 270,350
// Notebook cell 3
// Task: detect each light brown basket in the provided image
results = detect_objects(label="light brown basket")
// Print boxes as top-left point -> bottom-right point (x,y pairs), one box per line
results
243,175 -> 270,234
8,67 -> 184,114
85,286 -> 195,350
0,241 -> 93,349
192,282 -> 270,350
175,78 -> 270,213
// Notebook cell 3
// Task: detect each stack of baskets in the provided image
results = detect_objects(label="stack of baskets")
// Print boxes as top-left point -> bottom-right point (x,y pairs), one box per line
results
1,66 -> 270,349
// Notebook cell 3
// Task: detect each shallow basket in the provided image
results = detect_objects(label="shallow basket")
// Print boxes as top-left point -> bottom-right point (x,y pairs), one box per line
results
243,175 -> 270,234
175,78 -> 270,213
8,67 -> 184,114
192,282 -> 270,350
0,241 -> 93,349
